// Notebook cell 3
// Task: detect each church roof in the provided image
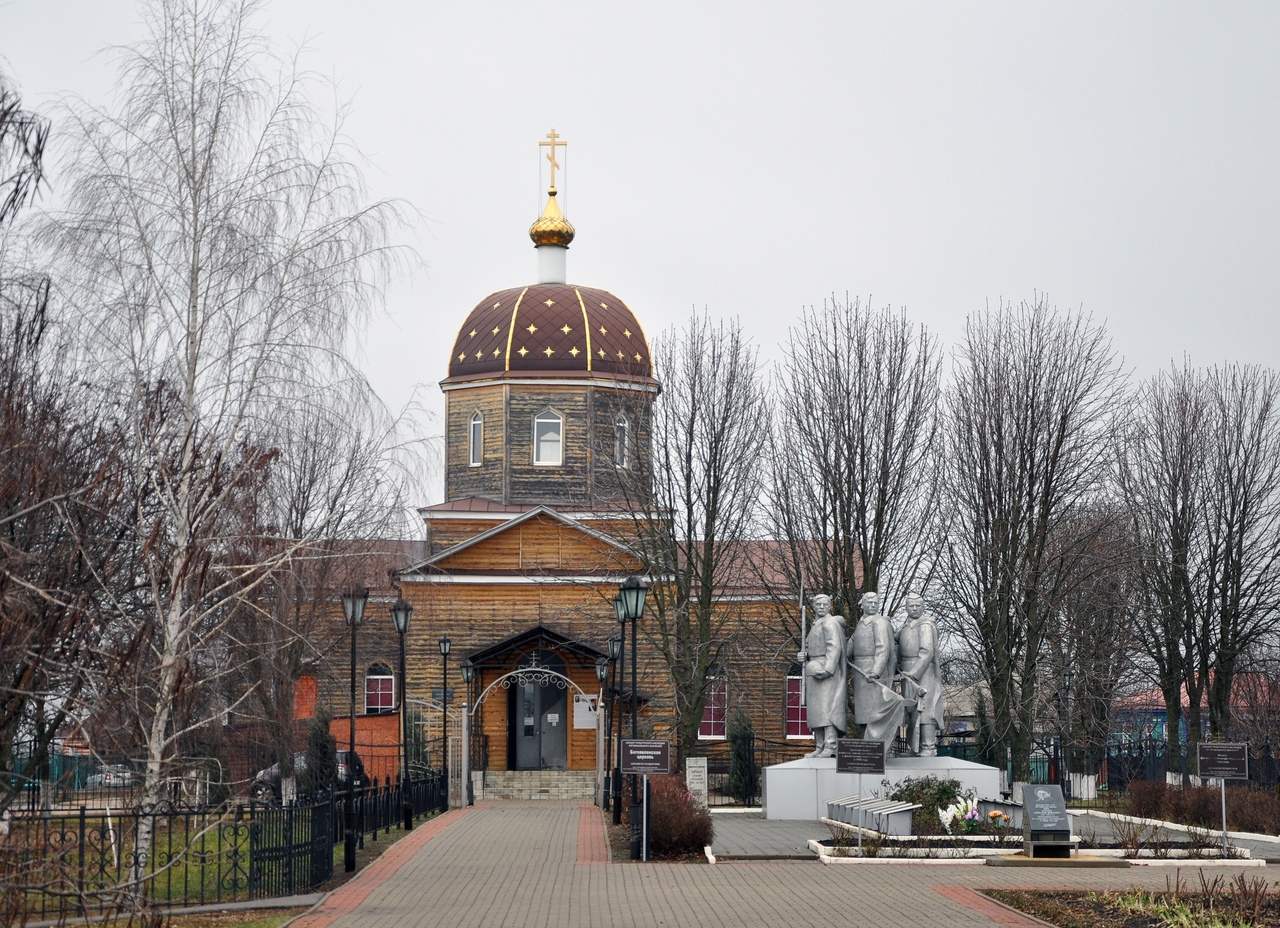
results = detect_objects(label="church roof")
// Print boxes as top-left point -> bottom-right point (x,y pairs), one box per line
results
442,284 -> 657,386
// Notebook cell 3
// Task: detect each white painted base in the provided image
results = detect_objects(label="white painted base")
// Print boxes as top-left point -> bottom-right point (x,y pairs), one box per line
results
763,755 -> 1003,821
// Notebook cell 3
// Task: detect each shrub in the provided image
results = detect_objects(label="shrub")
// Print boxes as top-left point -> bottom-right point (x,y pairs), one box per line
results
888,775 -> 962,836
304,706 -> 337,797
1124,780 -> 1167,819
1226,785 -> 1280,835
647,774 -> 714,857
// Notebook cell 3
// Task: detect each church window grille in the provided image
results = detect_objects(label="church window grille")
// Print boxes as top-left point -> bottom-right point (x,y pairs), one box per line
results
469,412 -> 483,466
698,671 -> 727,740
534,410 -> 563,466
785,675 -> 810,739
365,663 -> 394,714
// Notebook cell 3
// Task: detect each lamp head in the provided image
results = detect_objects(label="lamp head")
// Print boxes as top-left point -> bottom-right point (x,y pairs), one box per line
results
389,597 -> 413,634
595,657 -> 609,684
460,660 -> 475,684
607,633 -> 623,662
439,635 -> 451,657
341,586 -> 369,627
613,593 -> 626,626
619,576 -> 648,622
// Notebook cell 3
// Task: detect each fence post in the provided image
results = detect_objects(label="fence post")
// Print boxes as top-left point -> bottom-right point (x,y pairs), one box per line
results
77,806 -> 87,917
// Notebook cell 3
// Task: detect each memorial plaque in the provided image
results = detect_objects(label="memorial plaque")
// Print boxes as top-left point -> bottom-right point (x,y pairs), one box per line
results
1023,784 -> 1070,834
621,739 -> 671,775
1198,743 -> 1249,780
685,756 -> 708,808
835,738 -> 885,775
572,694 -> 598,729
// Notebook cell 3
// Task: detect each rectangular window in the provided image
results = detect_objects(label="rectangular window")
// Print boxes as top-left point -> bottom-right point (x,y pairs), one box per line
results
698,679 -> 727,740
785,675 -> 811,739
534,412 -> 562,465
614,417 -> 629,468
365,676 -> 394,714
469,414 -> 483,466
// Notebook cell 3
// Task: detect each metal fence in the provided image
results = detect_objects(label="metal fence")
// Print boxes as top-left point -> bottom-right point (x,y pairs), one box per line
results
3,772 -> 445,922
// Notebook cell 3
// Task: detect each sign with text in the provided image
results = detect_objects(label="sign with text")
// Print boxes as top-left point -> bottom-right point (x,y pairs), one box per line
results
1023,784 -> 1070,834
1198,743 -> 1249,780
572,694 -> 598,729
685,756 -> 708,808
835,739 -> 885,775
621,740 -> 671,775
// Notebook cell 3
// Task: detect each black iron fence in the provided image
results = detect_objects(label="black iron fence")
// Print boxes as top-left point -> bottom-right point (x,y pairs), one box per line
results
3,773 -> 445,922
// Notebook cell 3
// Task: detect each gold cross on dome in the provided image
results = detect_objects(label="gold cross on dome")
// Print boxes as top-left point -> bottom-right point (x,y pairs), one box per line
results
539,128 -> 566,189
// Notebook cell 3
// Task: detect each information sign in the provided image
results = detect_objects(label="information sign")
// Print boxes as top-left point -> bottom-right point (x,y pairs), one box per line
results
621,740 -> 671,775
685,757 -> 708,808
1198,743 -> 1249,780
835,738 -> 885,775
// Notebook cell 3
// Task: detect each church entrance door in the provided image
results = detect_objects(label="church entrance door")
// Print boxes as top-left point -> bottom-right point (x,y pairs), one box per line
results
510,650 -> 568,770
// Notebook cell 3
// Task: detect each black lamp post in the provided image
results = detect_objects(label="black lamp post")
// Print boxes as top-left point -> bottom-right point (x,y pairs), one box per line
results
390,597 -> 413,831
612,596 -> 627,825
340,586 -> 368,873
439,636 -> 451,809
617,576 -> 648,859
594,657 -> 609,808
460,659 -> 474,806
606,633 -> 622,817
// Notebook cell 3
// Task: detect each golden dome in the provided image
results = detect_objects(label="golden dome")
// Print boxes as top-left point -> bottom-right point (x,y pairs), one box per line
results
528,188 -> 575,247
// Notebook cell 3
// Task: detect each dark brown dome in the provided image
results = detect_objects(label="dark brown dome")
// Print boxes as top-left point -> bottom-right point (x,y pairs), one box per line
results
443,283 -> 656,385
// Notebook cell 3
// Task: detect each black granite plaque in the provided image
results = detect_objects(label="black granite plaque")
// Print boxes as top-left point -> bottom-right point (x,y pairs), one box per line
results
835,739 -> 885,775
1023,784 -> 1070,834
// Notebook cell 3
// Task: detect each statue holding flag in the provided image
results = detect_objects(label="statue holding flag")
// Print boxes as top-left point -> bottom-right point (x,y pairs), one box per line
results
847,592 -> 904,746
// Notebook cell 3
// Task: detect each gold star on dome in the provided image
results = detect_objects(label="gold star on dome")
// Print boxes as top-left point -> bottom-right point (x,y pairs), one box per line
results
469,329 -> 476,338
543,346 -> 555,357
617,350 -> 625,359
543,298 -> 555,307
457,352 -> 466,362
518,346 -> 528,357
623,329 -> 632,338
600,302 -> 608,309
598,325 -> 607,335
493,301 -> 501,309
560,324 -> 572,335
569,346 -> 579,357
597,348 -> 606,358
492,326 -> 501,335
634,352 -> 642,362
474,350 -> 483,360
492,347 -> 500,357
526,323 -> 538,334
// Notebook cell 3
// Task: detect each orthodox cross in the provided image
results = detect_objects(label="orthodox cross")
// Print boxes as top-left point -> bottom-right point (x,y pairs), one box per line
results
540,128 -> 566,189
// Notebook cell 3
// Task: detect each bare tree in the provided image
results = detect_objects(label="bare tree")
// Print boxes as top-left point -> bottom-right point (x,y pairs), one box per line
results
768,296 -> 943,623
942,298 -> 1123,782
0,70 -> 48,224
620,310 -> 766,760
44,0 -> 405,881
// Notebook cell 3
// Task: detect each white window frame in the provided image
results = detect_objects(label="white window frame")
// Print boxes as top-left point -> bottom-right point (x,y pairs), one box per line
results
698,676 -> 727,741
365,664 -> 395,715
533,409 -> 563,466
469,412 -> 483,466
785,674 -> 812,739
613,415 -> 629,469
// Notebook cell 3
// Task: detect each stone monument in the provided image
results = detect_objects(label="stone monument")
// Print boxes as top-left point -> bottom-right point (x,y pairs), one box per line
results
895,593 -> 943,756
797,594 -> 848,757
846,592 -> 904,746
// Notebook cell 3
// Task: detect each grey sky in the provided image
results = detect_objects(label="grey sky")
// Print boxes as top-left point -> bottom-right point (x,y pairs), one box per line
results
4,1 -> 1279,502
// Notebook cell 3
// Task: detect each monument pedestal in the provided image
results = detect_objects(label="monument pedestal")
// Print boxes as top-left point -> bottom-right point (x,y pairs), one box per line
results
762,754 -> 1002,821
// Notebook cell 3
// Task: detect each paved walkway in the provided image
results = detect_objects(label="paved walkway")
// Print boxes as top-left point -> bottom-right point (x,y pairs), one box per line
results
286,802 -> 1272,928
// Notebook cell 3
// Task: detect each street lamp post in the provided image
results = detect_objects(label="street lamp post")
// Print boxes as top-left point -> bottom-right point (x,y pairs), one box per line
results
460,660 -> 475,807
439,636 -> 452,810
612,598 -> 626,825
595,657 -> 609,809
606,634 -> 622,817
617,576 -> 648,860
340,586 -> 369,874
390,597 -> 413,832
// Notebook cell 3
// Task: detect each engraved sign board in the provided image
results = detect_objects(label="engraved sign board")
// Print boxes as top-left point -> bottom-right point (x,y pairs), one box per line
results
1023,784 -> 1070,836
1198,743 -> 1249,780
621,740 -> 671,775
835,738 -> 885,775
685,756 -> 708,808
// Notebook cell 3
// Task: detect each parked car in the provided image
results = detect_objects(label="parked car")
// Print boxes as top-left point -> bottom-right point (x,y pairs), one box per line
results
249,750 -> 367,802
85,764 -> 134,789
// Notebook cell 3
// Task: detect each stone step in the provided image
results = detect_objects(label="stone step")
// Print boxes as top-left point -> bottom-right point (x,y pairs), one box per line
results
477,770 -> 596,801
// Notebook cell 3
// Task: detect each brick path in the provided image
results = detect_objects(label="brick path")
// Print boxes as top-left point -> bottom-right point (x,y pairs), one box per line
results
295,802 -> 1269,928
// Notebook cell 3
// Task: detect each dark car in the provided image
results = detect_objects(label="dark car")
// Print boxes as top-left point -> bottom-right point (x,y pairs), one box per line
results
249,750 -> 367,802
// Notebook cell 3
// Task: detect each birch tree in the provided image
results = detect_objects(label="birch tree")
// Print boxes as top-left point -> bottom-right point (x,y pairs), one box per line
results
45,0 -> 404,881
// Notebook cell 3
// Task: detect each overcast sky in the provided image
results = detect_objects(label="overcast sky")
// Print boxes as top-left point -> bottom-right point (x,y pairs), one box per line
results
4,1 -> 1280,501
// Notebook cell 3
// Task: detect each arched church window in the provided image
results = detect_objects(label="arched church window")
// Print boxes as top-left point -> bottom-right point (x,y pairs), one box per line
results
365,662 -> 394,714
533,410 -> 563,466
469,412 -> 483,466
613,415 -> 629,469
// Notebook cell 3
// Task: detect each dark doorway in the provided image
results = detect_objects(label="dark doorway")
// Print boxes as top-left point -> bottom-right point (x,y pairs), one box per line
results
508,650 -> 568,770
